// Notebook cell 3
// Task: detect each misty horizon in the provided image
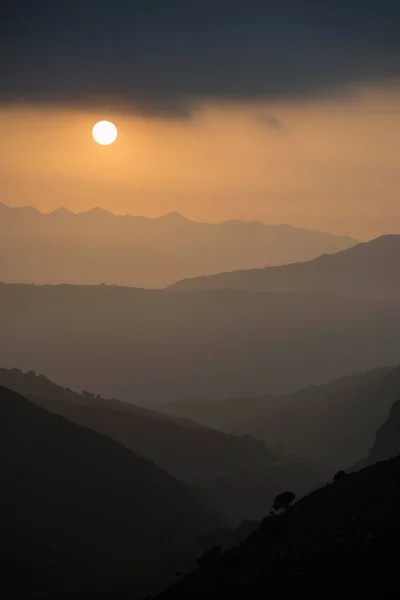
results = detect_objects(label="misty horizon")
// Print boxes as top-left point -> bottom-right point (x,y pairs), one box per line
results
0,200 -> 364,288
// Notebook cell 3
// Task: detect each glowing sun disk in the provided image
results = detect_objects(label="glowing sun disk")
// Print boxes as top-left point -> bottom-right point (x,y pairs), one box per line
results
92,121 -> 118,145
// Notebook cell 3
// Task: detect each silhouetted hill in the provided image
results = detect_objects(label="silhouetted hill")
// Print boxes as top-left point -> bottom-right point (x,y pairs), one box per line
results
363,367 -> 400,465
1,283 -> 399,402
171,234 -> 400,300
164,366 -> 400,470
0,385 -> 225,598
0,202 -> 356,288
0,368 -> 328,522
155,455 -> 400,599
369,404 -> 400,464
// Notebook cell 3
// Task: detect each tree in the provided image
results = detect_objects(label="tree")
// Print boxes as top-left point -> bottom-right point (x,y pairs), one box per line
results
273,491 -> 295,512
333,470 -> 347,482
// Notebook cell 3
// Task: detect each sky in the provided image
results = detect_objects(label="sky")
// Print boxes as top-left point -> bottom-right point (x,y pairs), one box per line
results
1,1 -> 400,239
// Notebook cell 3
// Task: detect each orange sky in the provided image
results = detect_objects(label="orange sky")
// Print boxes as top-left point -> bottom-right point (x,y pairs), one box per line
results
1,83 -> 399,239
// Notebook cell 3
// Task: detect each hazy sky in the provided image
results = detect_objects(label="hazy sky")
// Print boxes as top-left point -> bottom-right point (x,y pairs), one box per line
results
2,1 -> 400,239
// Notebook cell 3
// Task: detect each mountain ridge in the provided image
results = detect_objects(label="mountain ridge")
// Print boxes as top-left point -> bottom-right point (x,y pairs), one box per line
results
0,385 -> 224,598
154,453 -> 400,599
170,234 -> 400,300
0,201 -> 357,288
163,365 -> 400,470
1,282 -> 399,402
0,367 -> 329,523
0,202 -> 358,236
360,367 -> 400,466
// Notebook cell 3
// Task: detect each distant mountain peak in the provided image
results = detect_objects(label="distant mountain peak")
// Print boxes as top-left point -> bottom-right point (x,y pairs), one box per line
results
170,233 -> 400,299
49,207 -> 73,216
0,200 -> 362,288
82,207 -> 112,216
159,211 -> 190,222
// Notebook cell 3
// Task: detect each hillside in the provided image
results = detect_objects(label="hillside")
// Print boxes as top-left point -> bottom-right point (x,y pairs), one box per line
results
1,283 -> 399,403
354,395 -> 400,472
369,401 -> 400,464
0,368 -> 328,522
0,202 -> 356,288
365,368 -> 400,464
155,455 -> 400,599
164,366 -> 400,469
0,385 -> 228,598
170,234 -> 400,300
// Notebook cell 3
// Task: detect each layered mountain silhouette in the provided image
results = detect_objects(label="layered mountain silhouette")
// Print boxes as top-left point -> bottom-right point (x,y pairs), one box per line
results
171,234 -> 400,300
164,366 -> 400,470
1,282 -> 399,402
361,368 -> 400,466
0,202 -> 356,288
155,455 -> 400,599
0,368 -> 328,522
368,402 -> 400,464
0,385 -> 228,598
4,374 -> 400,598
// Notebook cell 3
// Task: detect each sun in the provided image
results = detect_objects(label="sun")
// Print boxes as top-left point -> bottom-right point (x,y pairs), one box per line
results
92,121 -> 118,145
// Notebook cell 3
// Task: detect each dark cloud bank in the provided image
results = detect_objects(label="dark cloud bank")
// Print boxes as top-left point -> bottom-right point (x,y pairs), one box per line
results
2,1 -> 400,116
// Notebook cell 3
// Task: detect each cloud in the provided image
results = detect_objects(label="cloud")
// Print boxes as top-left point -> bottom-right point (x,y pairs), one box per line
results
1,1 -> 399,117
0,92 -> 193,120
254,114 -> 284,130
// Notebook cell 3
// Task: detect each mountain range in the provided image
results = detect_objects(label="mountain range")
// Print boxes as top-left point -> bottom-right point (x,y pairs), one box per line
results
170,234 -> 400,300
0,202 -> 357,288
3,359 -> 400,598
1,279 -> 398,403
163,365 -> 400,470
3,202 -> 400,597
156,380 -> 400,598
0,385 -> 225,599
0,368 -> 328,523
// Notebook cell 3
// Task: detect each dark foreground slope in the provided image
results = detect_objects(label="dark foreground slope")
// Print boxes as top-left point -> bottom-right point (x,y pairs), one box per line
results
0,369 -> 328,523
171,234 -> 400,301
1,283 -> 399,401
155,456 -> 400,599
163,365 -> 400,469
0,386 -> 223,598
